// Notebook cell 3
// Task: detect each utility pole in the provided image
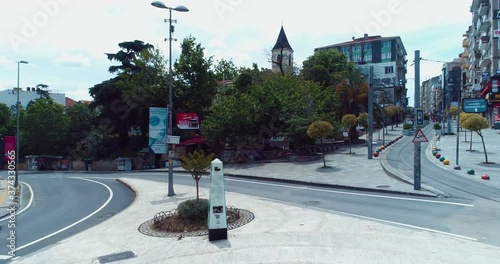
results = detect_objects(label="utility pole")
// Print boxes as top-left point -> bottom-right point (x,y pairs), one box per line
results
368,66 -> 374,159
414,50 -> 421,190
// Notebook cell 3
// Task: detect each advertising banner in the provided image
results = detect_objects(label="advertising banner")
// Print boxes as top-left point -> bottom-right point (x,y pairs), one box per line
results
176,113 -> 199,129
4,136 -> 16,162
149,107 -> 168,154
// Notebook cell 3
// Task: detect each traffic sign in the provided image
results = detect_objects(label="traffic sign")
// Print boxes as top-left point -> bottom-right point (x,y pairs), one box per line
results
416,108 -> 424,127
412,128 -> 428,143
167,135 -> 180,144
462,98 -> 487,113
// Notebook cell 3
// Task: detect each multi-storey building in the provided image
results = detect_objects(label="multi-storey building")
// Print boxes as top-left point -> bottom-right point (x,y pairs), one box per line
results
469,0 -> 500,126
0,87 -> 65,108
315,34 -> 408,111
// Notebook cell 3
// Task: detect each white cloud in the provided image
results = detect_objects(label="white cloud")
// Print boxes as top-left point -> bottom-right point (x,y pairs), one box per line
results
54,53 -> 91,67
0,0 -> 474,101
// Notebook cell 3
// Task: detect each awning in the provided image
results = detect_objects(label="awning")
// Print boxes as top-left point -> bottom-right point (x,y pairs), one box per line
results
492,103 -> 500,108
179,136 -> 205,146
480,81 -> 491,98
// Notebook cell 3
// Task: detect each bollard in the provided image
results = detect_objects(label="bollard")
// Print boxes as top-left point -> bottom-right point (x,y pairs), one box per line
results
208,158 -> 228,241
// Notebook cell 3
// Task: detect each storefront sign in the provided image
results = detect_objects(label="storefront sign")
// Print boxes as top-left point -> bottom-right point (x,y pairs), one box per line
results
3,136 -> 15,162
494,29 -> 500,38
176,113 -> 199,130
494,9 -> 500,19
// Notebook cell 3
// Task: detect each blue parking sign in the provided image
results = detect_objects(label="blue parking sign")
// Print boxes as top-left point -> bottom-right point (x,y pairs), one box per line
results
416,109 -> 424,127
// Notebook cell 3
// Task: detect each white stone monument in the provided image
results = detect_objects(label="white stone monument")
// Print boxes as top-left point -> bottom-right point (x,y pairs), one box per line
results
208,158 -> 227,241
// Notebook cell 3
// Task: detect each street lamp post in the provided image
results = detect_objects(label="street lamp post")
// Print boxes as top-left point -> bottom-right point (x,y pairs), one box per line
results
151,1 -> 189,197
15,60 -> 28,188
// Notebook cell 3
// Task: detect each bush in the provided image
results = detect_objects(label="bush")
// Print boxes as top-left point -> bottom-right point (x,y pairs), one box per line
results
403,123 -> 412,129
178,198 -> 209,223
433,123 -> 441,129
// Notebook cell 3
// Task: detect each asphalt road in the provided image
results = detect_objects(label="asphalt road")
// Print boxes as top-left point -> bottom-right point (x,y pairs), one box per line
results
5,137 -> 500,262
385,125 -> 500,246
0,175 -> 135,261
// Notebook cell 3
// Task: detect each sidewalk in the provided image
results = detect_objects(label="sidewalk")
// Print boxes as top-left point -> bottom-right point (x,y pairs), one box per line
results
163,124 -> 439,197
426,121 -> 500,188
0,179 -> 17,220
11,178 -> 500,264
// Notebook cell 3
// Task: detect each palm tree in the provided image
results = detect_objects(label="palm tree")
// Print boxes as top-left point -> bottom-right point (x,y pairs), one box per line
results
335,66 -> 368,116
335,66 -> 368,142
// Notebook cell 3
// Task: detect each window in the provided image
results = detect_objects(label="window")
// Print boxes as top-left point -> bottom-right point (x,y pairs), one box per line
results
364,44 -> 371,51
353,45 -> 361,52
364,54 -> 372,62
385,66 -> 394,74
352,54 -> 361,62
382,41 -> 392,48
382,53 -> 392,60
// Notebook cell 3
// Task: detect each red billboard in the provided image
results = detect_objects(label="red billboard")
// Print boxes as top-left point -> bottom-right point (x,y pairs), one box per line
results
176,113 -> 199,130
4,136 -> 16,162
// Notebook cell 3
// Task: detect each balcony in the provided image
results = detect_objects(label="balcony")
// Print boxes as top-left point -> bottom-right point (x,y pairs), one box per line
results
480,56 -> 491,67
479,16 -> 491,33
478,2 -> 489,16
479,35 -> 490,49
463,38 -> 469,48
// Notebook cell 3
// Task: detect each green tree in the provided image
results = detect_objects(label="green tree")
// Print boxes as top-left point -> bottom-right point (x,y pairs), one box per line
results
89,40 -> 161,158
35,84 -> 50,99
461,114 -> 490,163
460,113 -> 473,143
450,106 -> 458,119
0,103 -> 11,135
22,98 -> 68,156
307,120 -> 334,167
357,113 -> 369,129
66,102 -> 98,155
174,36 -> 218,120
384,105 -> 399,130
213,58 -> 238,81
341,114 -> 357,154
180,150 -> 215,200
302,49 -> 352,86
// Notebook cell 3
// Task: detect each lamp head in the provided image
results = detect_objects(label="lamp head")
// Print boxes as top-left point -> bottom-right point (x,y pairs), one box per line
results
173,5 -> 189,12
151,1 -> 167,9
18,61 -> 28,64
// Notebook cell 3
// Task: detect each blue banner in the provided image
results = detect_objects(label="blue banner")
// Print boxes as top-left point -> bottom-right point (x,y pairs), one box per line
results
149,107 -> 168,154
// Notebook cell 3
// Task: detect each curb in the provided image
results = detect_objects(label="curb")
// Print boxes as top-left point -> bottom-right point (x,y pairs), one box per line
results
116,178 -> 140,207
155,170 -> 438,198
378,136 -> 448,197
424,136 -> 500,189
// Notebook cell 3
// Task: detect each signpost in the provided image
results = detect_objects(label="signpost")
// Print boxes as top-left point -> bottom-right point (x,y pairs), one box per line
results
416,108 -> 424,127
412,128 -> 428,143
462,98 -> 487,113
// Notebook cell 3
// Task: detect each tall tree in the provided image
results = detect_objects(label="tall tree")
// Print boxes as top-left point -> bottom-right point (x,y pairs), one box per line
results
461,114 -> 490,163
89,40 -> 158,156
302,49 -> 352,86
213,58 -> 238,81
174,36 -> 218,120
22,98 -> 68,156
0,103 -> 10,135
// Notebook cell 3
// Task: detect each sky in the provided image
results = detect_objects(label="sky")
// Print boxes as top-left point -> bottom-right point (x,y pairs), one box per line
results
0,0 -> 472,107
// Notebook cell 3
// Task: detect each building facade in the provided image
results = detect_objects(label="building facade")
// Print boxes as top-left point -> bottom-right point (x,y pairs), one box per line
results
0,88 -> 65,108
469,0 -> 500,127
315,34 -> 408,110
271,26 -> 294,74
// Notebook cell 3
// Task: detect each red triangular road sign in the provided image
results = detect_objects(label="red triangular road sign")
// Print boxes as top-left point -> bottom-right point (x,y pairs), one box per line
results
412,128 -> 428,143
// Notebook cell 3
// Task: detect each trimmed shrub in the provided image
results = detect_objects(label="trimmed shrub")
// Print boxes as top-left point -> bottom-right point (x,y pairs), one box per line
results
433,123 -> 441,129
403,123 -> 412,129
178,198 -> 209,223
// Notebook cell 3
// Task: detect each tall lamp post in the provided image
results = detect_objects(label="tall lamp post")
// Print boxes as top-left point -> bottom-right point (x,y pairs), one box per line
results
15,60 -> 28,188
151,1 -> 189,197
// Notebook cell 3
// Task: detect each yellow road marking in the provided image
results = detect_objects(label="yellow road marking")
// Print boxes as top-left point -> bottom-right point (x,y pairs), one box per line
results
0,181 -> 10,207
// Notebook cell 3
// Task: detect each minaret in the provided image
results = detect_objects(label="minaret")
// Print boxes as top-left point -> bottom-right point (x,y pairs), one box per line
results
271,26 -> 294,74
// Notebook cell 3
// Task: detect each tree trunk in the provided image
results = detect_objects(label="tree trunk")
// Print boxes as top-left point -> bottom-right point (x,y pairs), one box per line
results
479,132 -> 488,163
469,131 -> 473,151
320,138 -> 326,167
349,135 -> 352,154
464,129 -> 467,142
196,179 -> 200,200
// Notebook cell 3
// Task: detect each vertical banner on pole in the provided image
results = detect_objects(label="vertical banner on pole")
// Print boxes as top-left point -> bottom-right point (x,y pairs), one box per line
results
149,107 -> 168,154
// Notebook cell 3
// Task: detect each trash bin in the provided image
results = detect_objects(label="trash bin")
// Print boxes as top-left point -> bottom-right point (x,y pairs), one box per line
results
84,158 -> 93,171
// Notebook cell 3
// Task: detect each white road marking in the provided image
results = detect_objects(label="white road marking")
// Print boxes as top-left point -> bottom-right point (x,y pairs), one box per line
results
223,177 -> 473,207
316,207 -> 478,241
14,178 -> 113,252
0,255 -> 11,259
0,182 -> 35,222
304,186 -> 474,207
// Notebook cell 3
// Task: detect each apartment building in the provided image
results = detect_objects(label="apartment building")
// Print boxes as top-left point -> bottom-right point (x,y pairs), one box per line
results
469,0 -> 500,125
315,34 -> 408,109
0,87 -> 65,108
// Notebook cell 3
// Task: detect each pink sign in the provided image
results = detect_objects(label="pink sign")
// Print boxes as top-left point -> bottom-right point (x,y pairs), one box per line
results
4,136 -> 16,162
